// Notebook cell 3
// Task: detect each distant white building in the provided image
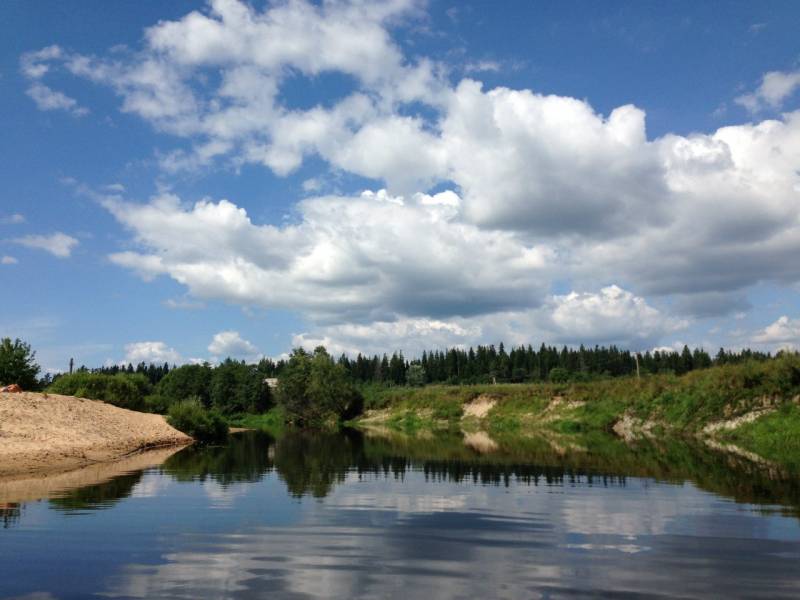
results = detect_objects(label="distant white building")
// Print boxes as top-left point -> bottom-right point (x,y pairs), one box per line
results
264,378 -> 279,389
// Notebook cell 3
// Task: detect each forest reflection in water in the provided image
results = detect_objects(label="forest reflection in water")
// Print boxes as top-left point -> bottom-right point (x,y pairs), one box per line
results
3,428 -> 800,599
6,427 -> 799,519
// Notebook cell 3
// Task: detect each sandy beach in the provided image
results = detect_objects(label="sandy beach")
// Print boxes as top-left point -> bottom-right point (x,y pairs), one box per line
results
0,392 -> 192,478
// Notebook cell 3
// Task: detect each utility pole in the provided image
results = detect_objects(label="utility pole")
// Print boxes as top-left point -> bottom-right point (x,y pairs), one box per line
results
69,358 -> 74,375
634,353 -> 640,380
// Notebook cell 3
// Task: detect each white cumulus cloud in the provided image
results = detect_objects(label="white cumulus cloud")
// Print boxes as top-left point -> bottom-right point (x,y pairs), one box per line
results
545,286 -> 687,347
208,330 -> 260,360
124,341 -> 181,365
292,286 -> 679,356
102,190 -> 552,324
753,316 -> 800,350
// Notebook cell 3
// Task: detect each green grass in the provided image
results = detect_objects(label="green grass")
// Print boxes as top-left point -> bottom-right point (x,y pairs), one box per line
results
724,404 -> 800,469
386,410 -> 428,432
226,406 -> 287,435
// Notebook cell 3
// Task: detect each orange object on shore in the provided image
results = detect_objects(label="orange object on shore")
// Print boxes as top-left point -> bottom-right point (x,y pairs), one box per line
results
0,384 -> 22,393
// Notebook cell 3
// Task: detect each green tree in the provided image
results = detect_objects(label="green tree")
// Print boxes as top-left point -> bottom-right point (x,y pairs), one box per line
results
49,372 -> 150,411
406,363 -> 426,387
210,359 -> 271,415
0,337 -> 41,390
548,367 -> 569,383
278,347 -> 363,426
680,345 -> 694,374
156,363 -> 213,407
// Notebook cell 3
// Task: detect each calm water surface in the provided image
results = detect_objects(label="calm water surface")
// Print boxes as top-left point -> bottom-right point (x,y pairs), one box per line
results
2,429 -> 800,599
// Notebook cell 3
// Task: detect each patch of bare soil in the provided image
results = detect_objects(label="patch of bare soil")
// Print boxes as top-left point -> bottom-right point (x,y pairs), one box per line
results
612,413 -> 660,442
462,394 -> 497,419
702,408 -> 776,435
0,392 -> 192,478
539,395 -> 585,423
357,409 -> 393,424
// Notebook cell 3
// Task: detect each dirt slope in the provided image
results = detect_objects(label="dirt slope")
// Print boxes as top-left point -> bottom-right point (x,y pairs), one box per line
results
0,392 -> 192,477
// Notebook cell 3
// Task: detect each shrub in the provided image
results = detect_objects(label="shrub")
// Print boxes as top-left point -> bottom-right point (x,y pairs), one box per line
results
549,367 -> 570,383
143,394 -> 173,414
167,398 -> 228,443
49,372 -> 150,411
406,364 -> 426,387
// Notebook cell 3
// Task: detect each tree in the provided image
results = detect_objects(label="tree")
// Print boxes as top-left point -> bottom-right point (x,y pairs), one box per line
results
0,337 -> 41,390
210,359 -> 271,414
548,367 -> 569,383
680,345 -> 694,374
406,363 -> 426,387
156,363 -> 213,407
278,347 -> 363,426
48,372 -> 150,410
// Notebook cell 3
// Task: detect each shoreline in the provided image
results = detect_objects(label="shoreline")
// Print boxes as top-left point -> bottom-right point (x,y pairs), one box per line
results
0,392 -> 193,479
0,444 -> 187,504
352,357 -> 800,470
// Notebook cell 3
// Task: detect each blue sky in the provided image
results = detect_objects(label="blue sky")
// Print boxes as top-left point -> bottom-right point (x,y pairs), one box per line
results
2,0 -> 800,372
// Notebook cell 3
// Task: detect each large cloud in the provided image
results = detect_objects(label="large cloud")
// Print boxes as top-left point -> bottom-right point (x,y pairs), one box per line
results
293,286 -> 682,356
442,82 -> 669,237
22,0 -> 444,190
103,190 -> 552,325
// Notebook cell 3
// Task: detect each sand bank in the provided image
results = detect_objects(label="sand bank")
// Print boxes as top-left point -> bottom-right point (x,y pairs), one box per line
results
0,392 -> 192,478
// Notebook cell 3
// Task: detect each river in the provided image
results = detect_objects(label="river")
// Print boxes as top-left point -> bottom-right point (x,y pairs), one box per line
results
2,429 -> 799,599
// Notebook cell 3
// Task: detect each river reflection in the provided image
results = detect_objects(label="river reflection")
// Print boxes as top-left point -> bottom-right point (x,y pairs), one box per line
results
1,429 -> 800,598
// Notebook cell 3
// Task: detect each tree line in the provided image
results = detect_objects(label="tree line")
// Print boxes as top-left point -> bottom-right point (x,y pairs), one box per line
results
333,343 -> 773,386
47,348 -> 360,432
0,336 -> 778,395
47,358 -> 274,416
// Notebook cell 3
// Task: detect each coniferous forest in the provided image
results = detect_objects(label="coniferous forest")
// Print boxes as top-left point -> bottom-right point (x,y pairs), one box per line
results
64,342 -> 772,388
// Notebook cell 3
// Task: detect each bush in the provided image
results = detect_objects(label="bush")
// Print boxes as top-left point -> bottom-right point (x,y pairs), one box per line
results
406,364 -> 426,387
167,398 -> 228,443
549,367 -> 570,383
49,372 -> 150,411
143,394 -> 173,414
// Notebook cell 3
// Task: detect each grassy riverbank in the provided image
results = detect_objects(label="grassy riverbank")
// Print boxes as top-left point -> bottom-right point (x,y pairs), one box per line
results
226,406 -> 287,435
353,354 -> 800,457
